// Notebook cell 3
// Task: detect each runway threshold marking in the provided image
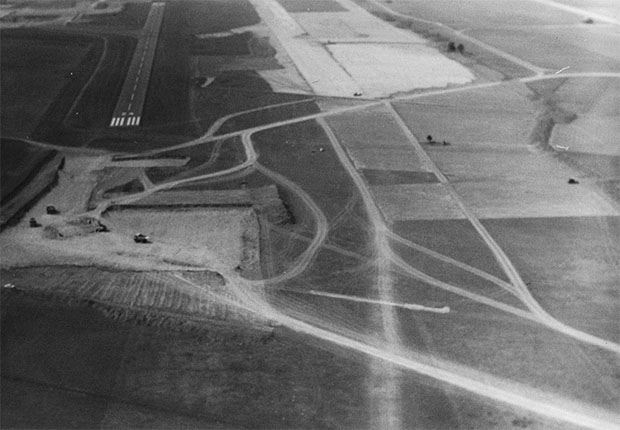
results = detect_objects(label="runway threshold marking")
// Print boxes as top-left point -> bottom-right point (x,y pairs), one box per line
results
110,115 -> 141,128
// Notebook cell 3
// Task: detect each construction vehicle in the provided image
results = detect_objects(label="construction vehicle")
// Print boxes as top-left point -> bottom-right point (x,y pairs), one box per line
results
134,233 -> 151,243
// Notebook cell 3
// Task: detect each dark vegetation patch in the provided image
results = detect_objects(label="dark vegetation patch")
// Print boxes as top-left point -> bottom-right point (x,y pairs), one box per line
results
70,2 -> 151,29
141,0 -> 195,136
178,0 -> 259,34
0,138 -> 64,228
0,29 -> 99,137
362,169 -> 439,185
248,34 -> 277,57
85,133 -> 190,152
31,38 -> 104,142
1,288 -> 370,429
145,137 -> 246,184
193,71 -> 313,135
393,280 -> 620,412
19,0 -> 77,9
191,32 -> 252,56
140,0 -> 259,136
102,178 -> 144,198
392,219 -> 509,281
253,121 -> 358,222
277,0 -> 347,13
64,35 -> 136,133
252,121 -> 381,328
0,13 -> 61,23
0,139 -> 57,203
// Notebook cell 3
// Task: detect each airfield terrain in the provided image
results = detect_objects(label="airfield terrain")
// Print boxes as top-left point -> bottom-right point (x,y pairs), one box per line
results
1,0 -> 619,429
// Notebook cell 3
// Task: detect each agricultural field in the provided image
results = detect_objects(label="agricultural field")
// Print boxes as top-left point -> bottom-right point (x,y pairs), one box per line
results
327,105 -> 431,172
379,0 -> 580,30
392,284 -> 620,412
391,82 -> 618,219
1,0 -> 619,428
468,26 -> 620,73
484,216 -> 620,343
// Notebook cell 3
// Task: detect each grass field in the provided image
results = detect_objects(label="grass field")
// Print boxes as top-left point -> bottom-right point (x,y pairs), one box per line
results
253,121 -> 359,222
1,290 -> 371,429
64,34 -> 135,133
394,281 -> 620,410
0,29 -> 99,137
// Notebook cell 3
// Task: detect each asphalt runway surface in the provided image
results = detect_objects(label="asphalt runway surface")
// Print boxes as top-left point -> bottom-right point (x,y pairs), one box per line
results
109,2 -> 165,128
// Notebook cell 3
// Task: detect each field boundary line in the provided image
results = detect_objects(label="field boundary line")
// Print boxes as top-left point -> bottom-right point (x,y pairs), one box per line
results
385,101 -> 620,355
386,230 -> 519,297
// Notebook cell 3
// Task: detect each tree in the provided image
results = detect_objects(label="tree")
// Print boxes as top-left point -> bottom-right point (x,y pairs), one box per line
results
457,43 -> 465,54
448,42 -> 456,52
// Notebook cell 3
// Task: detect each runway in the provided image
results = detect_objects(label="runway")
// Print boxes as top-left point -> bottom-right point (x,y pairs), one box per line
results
109,2 -> 165,128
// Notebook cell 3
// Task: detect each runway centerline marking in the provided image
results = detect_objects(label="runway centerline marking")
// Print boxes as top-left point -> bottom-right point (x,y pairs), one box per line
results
108,2 -> 165,128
